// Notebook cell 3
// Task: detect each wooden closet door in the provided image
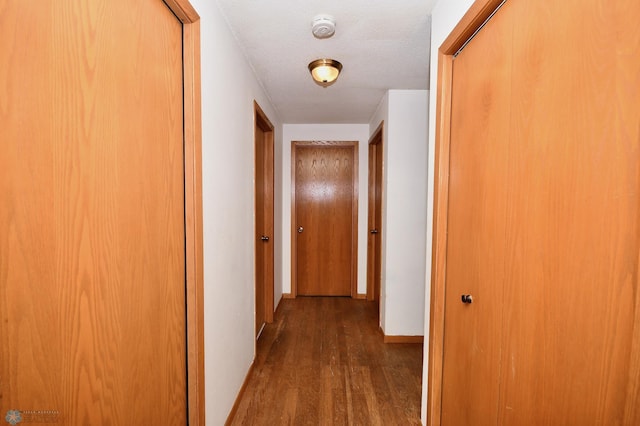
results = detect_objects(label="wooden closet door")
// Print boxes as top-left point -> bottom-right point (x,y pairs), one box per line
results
498,0 -> 640,424
440,2 -> 513,423
438,0 -> 640,424
0,0 -> 187,423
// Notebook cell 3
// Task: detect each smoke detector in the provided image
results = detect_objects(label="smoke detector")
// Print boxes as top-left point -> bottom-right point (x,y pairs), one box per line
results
311,15 -> 336,39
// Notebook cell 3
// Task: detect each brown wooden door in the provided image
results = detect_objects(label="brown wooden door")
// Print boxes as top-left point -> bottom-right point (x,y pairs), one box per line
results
436,0 -> 640,424
254,102 -> 274,338
0,0 -> 189,424
293,142 -> 358,296
367,126 -> 384,303
498,1 -> 640,423
440,2 -> 512,423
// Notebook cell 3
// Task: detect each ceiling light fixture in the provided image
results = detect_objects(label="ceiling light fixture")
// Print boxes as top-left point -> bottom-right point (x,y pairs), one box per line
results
308,59 -> 343,87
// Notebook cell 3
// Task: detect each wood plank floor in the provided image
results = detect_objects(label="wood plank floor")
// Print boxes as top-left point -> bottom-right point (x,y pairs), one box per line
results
229,297 -> 423,425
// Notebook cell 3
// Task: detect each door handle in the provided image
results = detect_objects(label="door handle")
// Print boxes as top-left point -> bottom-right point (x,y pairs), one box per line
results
370,229 -> 379,234
461,294 -> 473,304
261,236 -> 269,241
297,226 -> 304,233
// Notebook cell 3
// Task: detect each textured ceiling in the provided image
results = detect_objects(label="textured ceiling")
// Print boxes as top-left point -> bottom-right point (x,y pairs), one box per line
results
215,0 -> 436,123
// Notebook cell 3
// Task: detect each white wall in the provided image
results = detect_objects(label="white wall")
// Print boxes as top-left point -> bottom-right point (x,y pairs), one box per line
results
281,124 -> 370,296
369,90 -> 429,337
421,0 -> 475,423
190,0 -> 283,423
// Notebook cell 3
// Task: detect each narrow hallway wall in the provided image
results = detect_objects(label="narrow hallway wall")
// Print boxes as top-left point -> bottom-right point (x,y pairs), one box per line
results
369,90 -> 429,338
190,0 -> 283,423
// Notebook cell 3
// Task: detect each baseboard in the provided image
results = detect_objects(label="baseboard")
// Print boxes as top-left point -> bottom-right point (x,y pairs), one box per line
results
225,361 -> 255,425
275,295 -> 285,316
283,293 -> 368,299
383,335 -> 424,344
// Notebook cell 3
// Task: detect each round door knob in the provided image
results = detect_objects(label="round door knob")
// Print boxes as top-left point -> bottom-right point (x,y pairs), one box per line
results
370,229 -> 379,234
461,294 -> 473,304
297,226 -> 304,233
261,236 -> 269,241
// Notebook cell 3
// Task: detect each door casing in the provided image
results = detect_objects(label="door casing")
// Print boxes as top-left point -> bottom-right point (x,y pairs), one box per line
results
175,4 -> 205,423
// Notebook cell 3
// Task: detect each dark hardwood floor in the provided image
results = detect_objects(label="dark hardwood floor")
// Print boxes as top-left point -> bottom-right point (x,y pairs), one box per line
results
229,297 -> 423,425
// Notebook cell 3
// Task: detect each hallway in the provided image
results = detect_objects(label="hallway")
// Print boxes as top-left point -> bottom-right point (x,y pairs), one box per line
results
229,297 -> 423,425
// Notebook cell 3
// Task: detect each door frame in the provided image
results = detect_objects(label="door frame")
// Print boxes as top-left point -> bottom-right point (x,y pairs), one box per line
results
291,141 -> 359,298
254,100 -> 275,332
427,1 -> 508,425
366,122 -> 384,303
164,0 -> 205,424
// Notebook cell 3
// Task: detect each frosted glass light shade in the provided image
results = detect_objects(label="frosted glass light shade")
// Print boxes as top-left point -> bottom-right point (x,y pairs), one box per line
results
308,59 -> 343,87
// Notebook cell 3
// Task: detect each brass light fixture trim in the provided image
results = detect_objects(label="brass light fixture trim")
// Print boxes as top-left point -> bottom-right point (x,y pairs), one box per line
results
308,58 -> 343,87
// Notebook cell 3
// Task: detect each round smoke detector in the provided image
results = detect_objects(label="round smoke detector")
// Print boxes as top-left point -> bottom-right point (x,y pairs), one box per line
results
311,15 -> 336,39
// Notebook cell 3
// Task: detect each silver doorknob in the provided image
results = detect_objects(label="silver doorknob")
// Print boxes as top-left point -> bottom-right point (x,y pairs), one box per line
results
297,226 -> 304,233
261,236 -> 269,241
370,229 -> 379,234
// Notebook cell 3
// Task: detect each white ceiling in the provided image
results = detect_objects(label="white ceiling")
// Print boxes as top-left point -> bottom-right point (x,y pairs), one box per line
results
215,0 -> 436,124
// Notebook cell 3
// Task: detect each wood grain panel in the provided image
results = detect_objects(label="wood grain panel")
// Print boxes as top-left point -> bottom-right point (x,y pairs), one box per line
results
497,0 -> 640,424
440,2 -> 513,423
293,142 -> 358,296
0,0 -> 188,423
430,0 -> 640,424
